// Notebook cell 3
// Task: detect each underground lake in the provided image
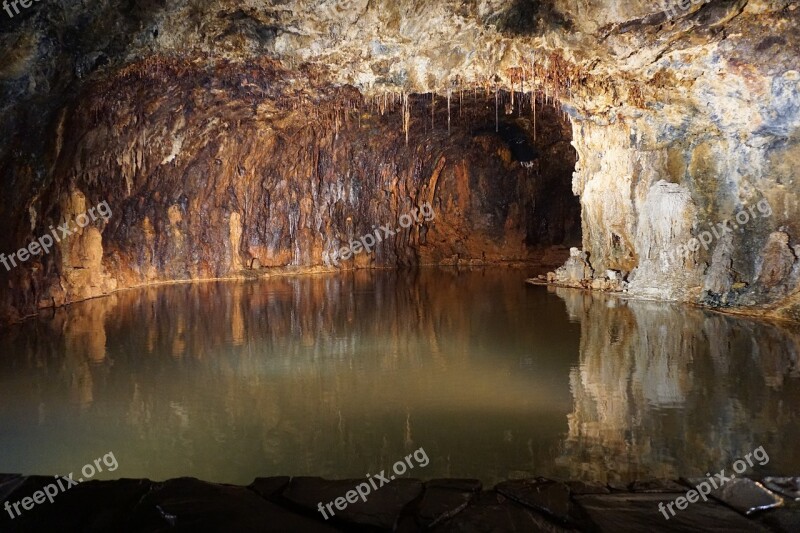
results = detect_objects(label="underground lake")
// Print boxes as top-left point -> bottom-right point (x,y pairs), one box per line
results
2,0 -> 800,529
1,268 -> 797,489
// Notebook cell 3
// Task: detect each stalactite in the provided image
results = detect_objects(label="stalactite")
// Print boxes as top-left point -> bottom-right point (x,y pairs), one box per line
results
431,93 -> 435,132
555,75 -> 560,106
402,91 -> 410,146
447,89 -> 451,136
532,52 -> 537,141
495,85 -> 499,133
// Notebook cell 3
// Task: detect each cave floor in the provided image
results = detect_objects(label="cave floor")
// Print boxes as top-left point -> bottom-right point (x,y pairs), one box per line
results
1,474 -> 798,531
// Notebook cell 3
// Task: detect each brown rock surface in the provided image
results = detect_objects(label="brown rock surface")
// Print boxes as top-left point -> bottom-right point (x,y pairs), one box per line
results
0,1 -> 798,321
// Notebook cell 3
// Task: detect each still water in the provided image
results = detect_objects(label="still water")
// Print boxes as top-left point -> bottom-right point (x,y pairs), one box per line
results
1,269 -> 798,486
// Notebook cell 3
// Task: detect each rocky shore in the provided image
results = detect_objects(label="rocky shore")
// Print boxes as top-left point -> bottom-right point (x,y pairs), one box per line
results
1,474 -> 798,531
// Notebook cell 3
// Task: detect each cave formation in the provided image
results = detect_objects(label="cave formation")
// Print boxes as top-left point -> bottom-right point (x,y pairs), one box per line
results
1,1 -> 798,322
2,1 -> 800,530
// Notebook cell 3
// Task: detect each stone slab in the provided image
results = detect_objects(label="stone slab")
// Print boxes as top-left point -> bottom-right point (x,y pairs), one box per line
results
685,477 -> 783,515
564,481 -> 610,496
757,504 -> 800,533
283,476 -> 423,530
131,477 -> 338,532
762,477 -> 800,501
757,507 -> 800,533
425,479 -> 482,493
629,479 -> 688,493
1,476 -> 151,533
576,493 -> 771,532
495,478 -> 571,522
248,476 -> 291,500
415,483 -> 479,528
0,475 -> 25,503
433,491 -> 577,532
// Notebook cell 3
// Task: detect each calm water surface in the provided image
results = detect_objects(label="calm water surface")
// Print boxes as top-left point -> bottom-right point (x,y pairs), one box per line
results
1,269 -> 798,485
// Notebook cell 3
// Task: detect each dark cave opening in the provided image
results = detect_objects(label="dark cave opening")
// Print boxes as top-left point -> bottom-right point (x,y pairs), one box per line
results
380,89 -> 582,262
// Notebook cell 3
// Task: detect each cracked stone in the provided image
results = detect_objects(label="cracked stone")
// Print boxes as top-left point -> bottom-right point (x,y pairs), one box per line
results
415,479 -> 482,528
433,491 -> 577,532
495,477 -> 571,522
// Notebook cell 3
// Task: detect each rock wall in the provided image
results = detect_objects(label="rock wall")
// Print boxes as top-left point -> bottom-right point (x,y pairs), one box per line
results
1,0 -> 799,321
565,29 -> 800,318
551,2 -> 800,321
0,55 -> 578,321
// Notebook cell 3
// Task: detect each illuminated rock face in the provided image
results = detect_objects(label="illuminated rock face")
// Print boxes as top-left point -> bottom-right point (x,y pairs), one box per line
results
0,55 -> 579,320
0,1 -> 798,320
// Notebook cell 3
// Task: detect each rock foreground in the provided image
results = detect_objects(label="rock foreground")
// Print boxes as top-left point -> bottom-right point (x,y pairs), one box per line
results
1,474 -> 799,531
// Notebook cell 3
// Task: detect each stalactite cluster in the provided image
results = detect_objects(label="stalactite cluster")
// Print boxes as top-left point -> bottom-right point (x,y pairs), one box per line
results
0,55 -> 579,321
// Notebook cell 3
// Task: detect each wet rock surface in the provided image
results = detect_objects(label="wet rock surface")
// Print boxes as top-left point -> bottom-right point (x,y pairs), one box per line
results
684,477 -> 784,516
763,477 -> 800,502
248,477 -> 292,500
1,475 -> 798,532
131,477 -> 338,532
413,479 -> 482,529
575,492 -> 770,533
0,55 -> 578,323
760,501 -> 800,533
495,478 -> 571,523
628,479 -> 688,493
1,477 -> 152,532
283,476 -> 423,530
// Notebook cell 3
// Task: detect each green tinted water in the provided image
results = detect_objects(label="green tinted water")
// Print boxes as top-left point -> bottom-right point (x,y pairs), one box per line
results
1,269 -> 798,485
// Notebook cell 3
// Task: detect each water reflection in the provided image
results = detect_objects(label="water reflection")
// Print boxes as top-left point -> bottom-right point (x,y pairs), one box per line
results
0,270 -> 798,485
553,287 -> 800,483
0,271 -> 578,484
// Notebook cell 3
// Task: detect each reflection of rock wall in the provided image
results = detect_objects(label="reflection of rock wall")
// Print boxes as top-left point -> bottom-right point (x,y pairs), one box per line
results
0,270 -> 579,484
553,287 -> 800,483
0,295 -> 118,412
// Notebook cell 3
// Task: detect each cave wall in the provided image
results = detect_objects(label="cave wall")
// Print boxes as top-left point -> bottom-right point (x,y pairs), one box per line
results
0,56 -> 577,321
1,0 -> 799,321
572,110 -> 800,316
565,4 -> 800,319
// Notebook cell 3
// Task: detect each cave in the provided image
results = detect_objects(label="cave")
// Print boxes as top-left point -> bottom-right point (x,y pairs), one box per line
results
2,76 -> 581,306
1,1 -> 799,531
